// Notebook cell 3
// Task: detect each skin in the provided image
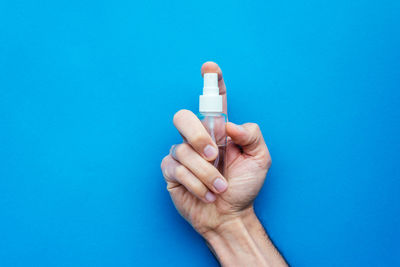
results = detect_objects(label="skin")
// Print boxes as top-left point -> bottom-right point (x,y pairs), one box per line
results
161,62 -> 288,267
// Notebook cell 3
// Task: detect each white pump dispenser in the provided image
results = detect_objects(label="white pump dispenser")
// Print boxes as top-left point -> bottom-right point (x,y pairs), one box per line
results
199,73 -> 223,113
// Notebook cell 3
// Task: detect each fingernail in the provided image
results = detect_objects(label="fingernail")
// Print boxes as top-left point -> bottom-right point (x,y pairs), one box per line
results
205,191 -> 216,202
213,178 -> 228,193
204,145 -> 217,159
170,145 -> 178,160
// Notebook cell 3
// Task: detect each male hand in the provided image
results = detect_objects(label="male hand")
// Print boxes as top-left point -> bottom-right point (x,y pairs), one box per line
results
161,62 -> 287,266
161,62 -> 271,235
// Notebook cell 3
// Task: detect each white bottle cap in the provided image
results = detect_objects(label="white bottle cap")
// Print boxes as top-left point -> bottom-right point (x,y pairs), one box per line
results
199,73 -> 222,112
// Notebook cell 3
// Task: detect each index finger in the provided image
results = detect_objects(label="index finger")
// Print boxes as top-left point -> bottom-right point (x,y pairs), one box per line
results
173,109 -> 219,161
201,61 -> 227,115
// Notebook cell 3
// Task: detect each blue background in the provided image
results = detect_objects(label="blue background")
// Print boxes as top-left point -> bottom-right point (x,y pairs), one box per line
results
0,0 -> 399,266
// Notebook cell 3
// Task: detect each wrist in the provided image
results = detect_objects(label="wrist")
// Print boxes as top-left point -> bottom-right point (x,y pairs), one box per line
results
203,207 -> 270,267
200,206 -> 257,237
201,206 -> 258,238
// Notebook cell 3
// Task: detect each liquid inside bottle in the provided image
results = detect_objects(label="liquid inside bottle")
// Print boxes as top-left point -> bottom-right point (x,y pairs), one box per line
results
198,112 -> 227,174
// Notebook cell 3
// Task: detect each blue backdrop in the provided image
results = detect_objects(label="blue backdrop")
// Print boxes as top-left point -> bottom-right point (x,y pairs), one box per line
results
1,0 -> 399,266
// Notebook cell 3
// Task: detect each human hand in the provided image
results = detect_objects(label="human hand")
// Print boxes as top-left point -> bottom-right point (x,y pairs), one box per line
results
160,62 -> 271,236
161,62 -> 287,266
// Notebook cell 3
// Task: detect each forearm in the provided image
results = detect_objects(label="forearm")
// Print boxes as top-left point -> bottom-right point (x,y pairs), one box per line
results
203,208 -> 287,267
241,207 -> 288,267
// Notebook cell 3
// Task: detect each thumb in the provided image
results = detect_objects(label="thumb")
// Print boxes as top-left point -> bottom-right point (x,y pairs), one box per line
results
226,122 -> 268,156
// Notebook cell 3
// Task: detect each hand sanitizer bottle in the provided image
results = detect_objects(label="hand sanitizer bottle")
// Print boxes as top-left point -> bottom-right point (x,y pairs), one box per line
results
198,73 -> 227,174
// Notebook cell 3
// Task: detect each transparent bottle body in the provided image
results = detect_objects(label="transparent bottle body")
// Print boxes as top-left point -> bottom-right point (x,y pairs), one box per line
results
198,112 -> 227,174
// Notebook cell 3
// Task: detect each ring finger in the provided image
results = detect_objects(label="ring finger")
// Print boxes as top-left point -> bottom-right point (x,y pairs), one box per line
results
161,155 -> 216,203
171,143 -> 228,194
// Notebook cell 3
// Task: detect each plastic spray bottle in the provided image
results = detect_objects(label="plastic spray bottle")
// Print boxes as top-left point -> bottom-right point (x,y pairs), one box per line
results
198,73 -> 227,174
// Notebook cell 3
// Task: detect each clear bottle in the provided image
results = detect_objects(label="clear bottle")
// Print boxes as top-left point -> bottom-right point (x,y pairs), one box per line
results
198,73 -> 227,174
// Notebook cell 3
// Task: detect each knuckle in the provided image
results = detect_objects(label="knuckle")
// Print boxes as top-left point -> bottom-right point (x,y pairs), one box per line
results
161,155 -> 174,174
161,156 -> 174,180
266,156 -> 272,169
248,123 -> 261,133
259,150 -> 272,169
160,156 -> 168,170
199,167 -> 218,183
173,109 -> 192,125
174,143 -> 191,159
189,179 -> 207,196
190,133 -> 207,146
174,165 -> 187,178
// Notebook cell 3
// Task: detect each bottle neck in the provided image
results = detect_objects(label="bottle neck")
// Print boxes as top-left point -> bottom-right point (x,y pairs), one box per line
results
199,111 -> 226,116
